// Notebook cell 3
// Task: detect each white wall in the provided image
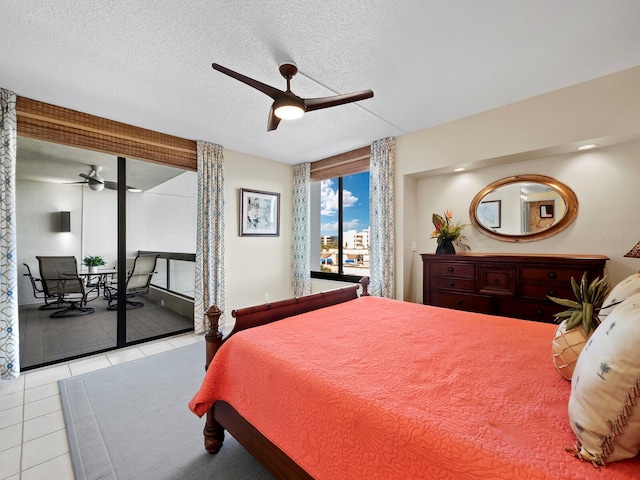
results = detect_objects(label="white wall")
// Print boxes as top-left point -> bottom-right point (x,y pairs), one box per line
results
129,172 -> 197,253
223,149 -> 294,316
17,181 -> 83,304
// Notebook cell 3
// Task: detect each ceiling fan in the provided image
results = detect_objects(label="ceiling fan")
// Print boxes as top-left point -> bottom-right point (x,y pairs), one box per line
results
211,62 -> 374,131
72,165 -> 142,192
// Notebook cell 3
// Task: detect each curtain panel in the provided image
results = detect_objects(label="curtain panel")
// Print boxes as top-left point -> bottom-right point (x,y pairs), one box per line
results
0,89 -> 19,380
369,137 -> 395,298
194,141 -> 225,332
292,162 -> 311,297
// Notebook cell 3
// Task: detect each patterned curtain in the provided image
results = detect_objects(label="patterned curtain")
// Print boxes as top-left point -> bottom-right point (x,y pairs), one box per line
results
292,162 -> 311,297
194,141 -> 225,333
0,89 -> 19,380
369,137 -> 395,298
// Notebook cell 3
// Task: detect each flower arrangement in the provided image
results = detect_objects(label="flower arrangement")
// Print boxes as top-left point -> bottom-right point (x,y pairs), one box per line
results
431,210 -> 468,246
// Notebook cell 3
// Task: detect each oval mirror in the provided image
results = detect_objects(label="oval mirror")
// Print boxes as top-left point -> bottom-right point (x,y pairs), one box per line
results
469,174 -> 578,242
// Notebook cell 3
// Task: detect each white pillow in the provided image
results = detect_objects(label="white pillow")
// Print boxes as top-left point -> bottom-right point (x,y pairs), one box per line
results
598,271 -> 640,321
568,292 -> 640,465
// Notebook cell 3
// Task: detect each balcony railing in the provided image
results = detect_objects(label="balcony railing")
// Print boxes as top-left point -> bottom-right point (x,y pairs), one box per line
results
138,251 -> 195,299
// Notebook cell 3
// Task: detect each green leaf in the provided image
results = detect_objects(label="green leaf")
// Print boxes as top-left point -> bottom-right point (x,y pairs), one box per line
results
566,310 -> 583,330
432,213 -> 445,227
583,303 -> 593,334
570,276 -> 581,302
547,296 -> 581,309
580,272 -> 588,302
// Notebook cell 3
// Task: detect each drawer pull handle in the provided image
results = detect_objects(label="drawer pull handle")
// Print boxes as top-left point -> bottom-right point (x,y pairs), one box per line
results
494,279 -> 500,285
548,271 -> 557,279
548,290 -> 556,296
448,267 -> 454,273
456,299 -> 462,306
448,281 -> 454,287
536,309 -> 544,316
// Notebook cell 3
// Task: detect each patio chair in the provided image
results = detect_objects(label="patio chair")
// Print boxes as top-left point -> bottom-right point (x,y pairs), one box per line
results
105,254 -> 158,310
36,256 -> 95,318
23,263 -> 71,310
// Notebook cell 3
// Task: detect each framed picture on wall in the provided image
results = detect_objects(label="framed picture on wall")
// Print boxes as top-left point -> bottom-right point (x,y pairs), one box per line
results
477,200 -> 501,229
540,204 -> 554,218
239,188 -> 280,236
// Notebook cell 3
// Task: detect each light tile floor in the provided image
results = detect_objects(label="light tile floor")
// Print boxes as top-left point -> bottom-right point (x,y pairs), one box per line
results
0,332 -> 204,480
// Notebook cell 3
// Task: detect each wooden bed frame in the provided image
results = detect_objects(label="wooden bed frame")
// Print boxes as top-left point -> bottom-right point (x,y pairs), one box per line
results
201,278 -> 369,479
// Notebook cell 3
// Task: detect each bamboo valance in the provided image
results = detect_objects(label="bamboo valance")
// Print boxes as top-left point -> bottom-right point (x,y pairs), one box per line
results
310,145 -> 370,181
16,96 -> 197,170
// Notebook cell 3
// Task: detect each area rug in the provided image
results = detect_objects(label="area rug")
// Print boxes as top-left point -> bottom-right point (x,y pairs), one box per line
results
59,341 -> 273,480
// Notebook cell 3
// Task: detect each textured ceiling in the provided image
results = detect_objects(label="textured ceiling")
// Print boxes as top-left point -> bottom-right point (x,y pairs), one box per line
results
2,1 -> 640,165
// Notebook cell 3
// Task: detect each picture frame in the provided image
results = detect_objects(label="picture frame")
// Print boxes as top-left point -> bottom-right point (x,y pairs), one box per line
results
540,204 -> 554,218
239,188 -> 280,236
477,200 -> 501,229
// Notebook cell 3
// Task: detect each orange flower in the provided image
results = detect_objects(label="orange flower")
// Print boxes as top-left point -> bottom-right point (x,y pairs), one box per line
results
445,209 -> 453,220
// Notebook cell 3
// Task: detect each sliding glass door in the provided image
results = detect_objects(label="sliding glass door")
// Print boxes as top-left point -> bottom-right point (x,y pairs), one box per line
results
16,138 -> 119,368
16,138 -> 196,370
123,157 -> 196,344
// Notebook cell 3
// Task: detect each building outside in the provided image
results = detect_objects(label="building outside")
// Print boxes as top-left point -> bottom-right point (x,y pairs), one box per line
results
320,228 -> 369,276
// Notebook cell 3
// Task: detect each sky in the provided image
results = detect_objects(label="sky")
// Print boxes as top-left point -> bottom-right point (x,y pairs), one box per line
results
320,171 -> 370,235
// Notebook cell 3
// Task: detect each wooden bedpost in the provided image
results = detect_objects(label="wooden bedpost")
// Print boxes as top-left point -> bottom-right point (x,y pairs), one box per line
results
360,277 -> 370,296
203,305 -> 225,453
204,305 -> 223,371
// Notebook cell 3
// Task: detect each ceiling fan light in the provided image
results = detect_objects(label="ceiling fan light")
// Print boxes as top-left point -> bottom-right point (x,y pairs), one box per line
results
274,104 -> 304,120
89,179 -> 104,191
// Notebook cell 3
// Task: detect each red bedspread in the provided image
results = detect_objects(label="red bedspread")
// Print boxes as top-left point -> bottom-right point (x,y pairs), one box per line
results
189,296 -> 640,479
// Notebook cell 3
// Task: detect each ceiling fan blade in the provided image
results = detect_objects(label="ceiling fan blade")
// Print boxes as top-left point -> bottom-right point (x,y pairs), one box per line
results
267,106 -> 281,131
104,181 -> 118,190
303,89 -> 374,112
212,63 -> 283,100
79,173 -> 104,184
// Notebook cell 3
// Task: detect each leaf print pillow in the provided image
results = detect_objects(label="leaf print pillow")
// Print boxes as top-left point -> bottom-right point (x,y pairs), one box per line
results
568,291 -> 640,466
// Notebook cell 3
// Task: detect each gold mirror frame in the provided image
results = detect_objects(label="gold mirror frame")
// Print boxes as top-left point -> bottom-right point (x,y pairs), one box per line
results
469,174 -> 579,242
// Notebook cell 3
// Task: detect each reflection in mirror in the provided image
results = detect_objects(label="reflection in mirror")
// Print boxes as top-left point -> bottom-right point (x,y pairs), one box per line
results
469,174 -> 578,242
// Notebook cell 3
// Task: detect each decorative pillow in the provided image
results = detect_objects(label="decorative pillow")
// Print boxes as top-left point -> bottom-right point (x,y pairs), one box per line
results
568,292 -> 640,466
598,271 -> 640,321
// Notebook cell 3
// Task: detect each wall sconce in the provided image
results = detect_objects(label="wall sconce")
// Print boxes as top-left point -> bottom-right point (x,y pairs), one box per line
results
59,211 -> 71,232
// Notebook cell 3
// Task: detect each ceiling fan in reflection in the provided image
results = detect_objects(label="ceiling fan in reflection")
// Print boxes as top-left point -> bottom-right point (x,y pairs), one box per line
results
68,165 -> 142,192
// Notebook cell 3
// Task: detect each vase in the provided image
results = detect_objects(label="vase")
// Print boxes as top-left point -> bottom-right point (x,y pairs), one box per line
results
89,266 -> 98,274
436,240 -> 456,255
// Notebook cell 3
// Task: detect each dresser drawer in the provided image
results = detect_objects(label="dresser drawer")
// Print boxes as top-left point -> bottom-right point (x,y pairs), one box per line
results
519,283 -> 575,301
430,262 -> 475,278
500,299 -> 562,324
519,267 -> 587,285
430,290 -> 492,314
478,265 -> 516,296
430,276 -> 475,292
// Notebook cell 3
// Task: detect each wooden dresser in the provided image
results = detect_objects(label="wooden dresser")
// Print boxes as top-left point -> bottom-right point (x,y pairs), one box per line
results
421,253 -> 608,323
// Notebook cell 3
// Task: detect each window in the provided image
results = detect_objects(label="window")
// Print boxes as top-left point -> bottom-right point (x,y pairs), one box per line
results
311,171 -> 370,281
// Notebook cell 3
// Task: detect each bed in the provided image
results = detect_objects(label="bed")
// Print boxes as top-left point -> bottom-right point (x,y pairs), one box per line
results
189,279 -> 640,479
